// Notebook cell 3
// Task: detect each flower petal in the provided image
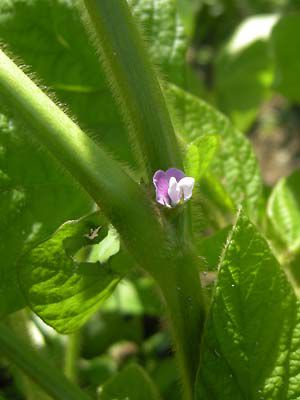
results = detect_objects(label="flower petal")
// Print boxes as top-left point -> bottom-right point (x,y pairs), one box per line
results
166,168 -> 185,182
168,177 -> 181,206
178,177 -> 195,201
153,170 -> 171,206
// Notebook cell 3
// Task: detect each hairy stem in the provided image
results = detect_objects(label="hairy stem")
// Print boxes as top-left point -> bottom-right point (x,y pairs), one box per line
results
78,4 -> 205,395
0,323 -> 91,400
0,48 -> 205,399
159,252 -> 206,400
81,0 -> 183,179
0,48 -> 164,267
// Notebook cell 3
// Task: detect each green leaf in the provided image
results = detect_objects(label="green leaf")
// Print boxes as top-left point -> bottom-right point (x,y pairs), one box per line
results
18,212 -> 132,333
215,15 -> 277,130
129,0 -> 189,88
166,84 -> 263,220
271,15 -> 300,102
0,112 -> 91,318
196,210 -> 300,399
0,0 -> 189,166
267,171 -> 300,254
99,364 -> 162,400
0,0 -> 131,163
184,134 -> 219,182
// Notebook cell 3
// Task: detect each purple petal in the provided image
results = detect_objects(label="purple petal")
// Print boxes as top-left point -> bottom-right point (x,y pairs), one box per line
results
166,168 -> 185,182
153,170 -> 171,206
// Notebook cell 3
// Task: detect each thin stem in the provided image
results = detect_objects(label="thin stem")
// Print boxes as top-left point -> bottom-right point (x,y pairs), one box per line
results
64,332 -> 81,383
0,323 -> 91,400
81,0 -> 183,179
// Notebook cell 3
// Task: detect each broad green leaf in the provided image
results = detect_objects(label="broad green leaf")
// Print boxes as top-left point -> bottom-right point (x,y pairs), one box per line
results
18,212 -> 132,333
166,84 -> 263,220
130,0 -> 204,96
271,15 -> 300,102
267,171 -> 300,254
184,134 -> 219,181
129,0 -> 189,88
0,0 -> 189,166
215,15 -> 277,130
0,0 -> 131,164
0,113 -> 91,318
196,210 -> 300,399
99,364 -> 161,400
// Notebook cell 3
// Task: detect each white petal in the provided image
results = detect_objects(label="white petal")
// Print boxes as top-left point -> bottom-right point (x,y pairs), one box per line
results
178,177 -> 195,202
168,177 -> 181,206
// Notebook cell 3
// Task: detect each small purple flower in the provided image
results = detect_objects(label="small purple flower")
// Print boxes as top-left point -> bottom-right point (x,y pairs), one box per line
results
153,168 -> 195,208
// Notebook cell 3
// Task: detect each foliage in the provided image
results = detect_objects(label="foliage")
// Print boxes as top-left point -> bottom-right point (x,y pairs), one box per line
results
19,212 -> 132,333
0,111 -> 91,318
196,210 -> 300,399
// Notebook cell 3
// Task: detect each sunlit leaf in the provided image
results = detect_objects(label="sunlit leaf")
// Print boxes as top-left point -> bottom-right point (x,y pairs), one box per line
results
215,15 -> 277,130
166,84 -> 263,221
0,0 -> 190,167
268,171 -> 300,254
0,112 -> 91,318
129,0 -> 189,88
196,210 -> 300,399
184,134 -> 219,181
18,212 -> 132,333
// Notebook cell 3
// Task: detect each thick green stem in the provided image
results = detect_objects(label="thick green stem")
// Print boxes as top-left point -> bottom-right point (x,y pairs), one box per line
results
0,48 -> 164,268
78,4 -> 204,395
158,252 -> 205,400
0,323 -> 91,400
0,49 -> 205,399
81,0 -> 183,178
